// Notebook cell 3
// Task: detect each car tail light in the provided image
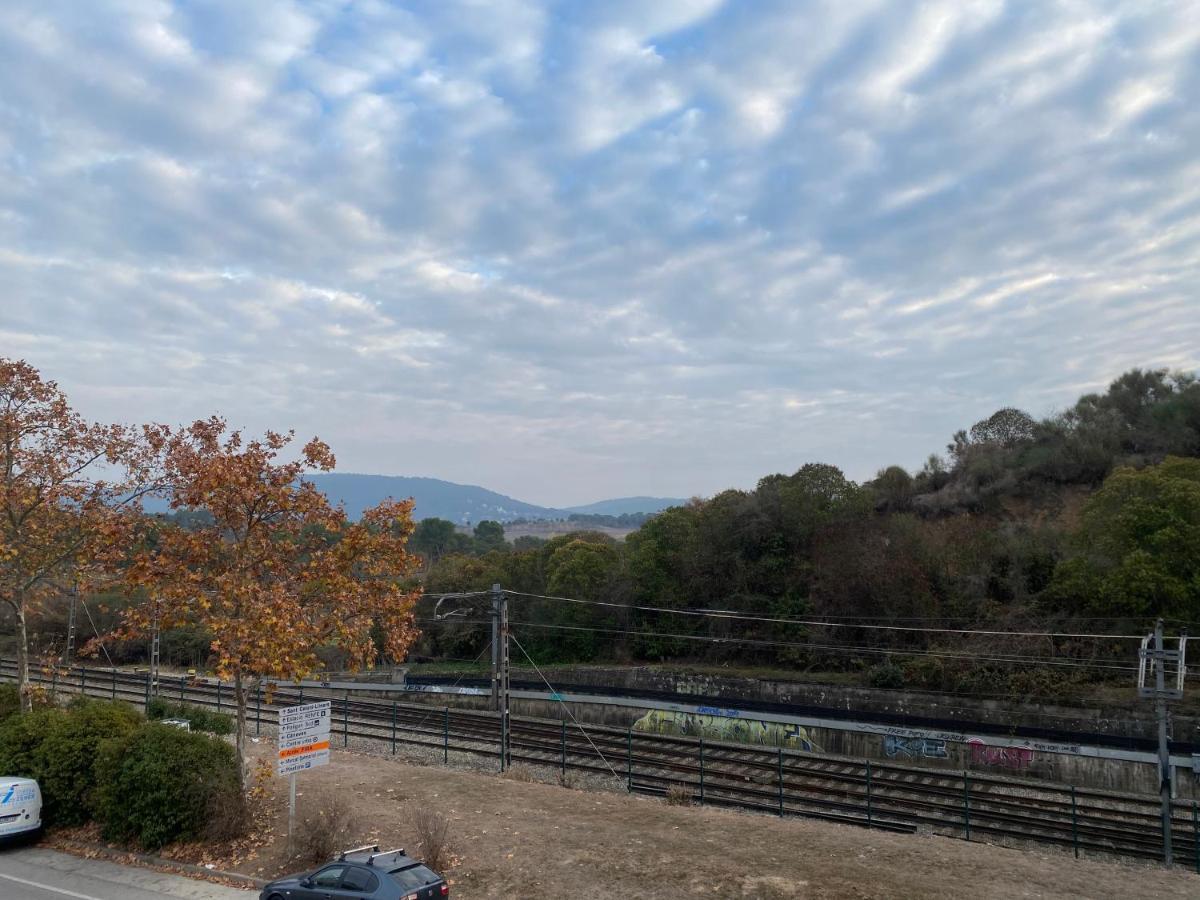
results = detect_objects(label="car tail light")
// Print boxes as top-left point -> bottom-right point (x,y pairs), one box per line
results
440,885 -> 449,896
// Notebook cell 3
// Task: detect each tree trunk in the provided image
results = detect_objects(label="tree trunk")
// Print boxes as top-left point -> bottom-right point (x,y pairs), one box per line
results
234,667 -> 247,788
15,593 -> 30,712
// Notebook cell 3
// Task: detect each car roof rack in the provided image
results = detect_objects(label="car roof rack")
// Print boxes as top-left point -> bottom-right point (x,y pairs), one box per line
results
338,845 -> 380,861
366,848 -> 406,866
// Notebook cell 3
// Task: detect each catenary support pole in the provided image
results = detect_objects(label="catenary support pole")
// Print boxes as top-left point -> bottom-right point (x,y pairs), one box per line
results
499,586 -> 511,771
490,583 -> 501,713
1154,619 -> 1173,866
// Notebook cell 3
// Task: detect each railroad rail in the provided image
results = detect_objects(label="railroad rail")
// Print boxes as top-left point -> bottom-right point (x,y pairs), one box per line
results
4,660 -> 1199,870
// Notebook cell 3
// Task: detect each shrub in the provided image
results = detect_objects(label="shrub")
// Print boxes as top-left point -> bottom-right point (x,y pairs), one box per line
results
0,708 -> 64,786
94,723 -> 241,850
866,661 -> 905,689
291,795 -> 357,867
146,696 -> 233,735
664,784 -> 692,806
0,684 -> 20,723
38,699 -> 142,825
411,806 -> 451,873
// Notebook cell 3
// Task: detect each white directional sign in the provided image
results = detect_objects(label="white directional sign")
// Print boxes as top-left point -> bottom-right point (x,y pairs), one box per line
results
277,700 -> 331,776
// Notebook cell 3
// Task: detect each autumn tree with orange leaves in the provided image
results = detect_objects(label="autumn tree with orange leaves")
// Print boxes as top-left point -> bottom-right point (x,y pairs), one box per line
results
0,360 -> 164,709
121,418 -> 422,769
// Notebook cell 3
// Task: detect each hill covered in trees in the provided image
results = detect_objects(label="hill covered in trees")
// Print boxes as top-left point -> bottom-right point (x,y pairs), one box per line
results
414,368 -> 1200,699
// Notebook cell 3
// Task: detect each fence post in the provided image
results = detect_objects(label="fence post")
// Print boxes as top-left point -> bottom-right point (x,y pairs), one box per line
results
866,761 -> 873,828
777,748 -> 784,817
299,685 -> 304,704
143,671 -> 150,710
391,702 -> 397,755
561,719 -> 566,778
111,668 -> 116,700
256,683 -> 262,737
343,691 -> 349,747
963,771 -> 971,841
443,707 -> 449,765
79,667 -> 86,699
216,681 -> 222,714
699,738 -> 705,806
1071,785 -> 1079,859
180,675 -> 185,703
626,730 -> 633,792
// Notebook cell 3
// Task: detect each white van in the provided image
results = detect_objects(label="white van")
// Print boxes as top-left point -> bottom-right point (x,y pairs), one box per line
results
0,778 -> 41,840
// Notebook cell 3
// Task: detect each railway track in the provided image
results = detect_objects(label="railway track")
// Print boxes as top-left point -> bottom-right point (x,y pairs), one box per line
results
5,661 -> 1198,869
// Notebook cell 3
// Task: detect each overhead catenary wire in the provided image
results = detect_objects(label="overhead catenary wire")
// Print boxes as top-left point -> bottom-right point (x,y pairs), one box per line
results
78,596 -> 117,670
413,617 -> 1139,672
500,589 -> 1148,641
508,632 -> 621,779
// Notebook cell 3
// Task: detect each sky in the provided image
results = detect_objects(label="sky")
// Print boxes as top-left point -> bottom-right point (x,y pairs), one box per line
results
2,1 -> 1199,508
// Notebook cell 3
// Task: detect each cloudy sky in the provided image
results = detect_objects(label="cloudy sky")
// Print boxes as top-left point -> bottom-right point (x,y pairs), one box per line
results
2,1 -> 1198,507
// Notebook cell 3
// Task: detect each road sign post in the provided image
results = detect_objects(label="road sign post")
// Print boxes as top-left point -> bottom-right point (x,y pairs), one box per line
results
278,699 -> 332,853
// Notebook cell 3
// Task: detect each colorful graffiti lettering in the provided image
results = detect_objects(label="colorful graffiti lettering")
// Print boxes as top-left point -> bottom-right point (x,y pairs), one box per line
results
968,739 -> 1034,769
883,735 -> 948,759
632,709 -> 820,752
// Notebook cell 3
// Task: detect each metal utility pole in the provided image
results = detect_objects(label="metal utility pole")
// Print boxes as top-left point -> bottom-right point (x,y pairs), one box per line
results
1138,619 -> 1188,867
148,597 -> 161,701
490,583 -> 501,712
63,584 -> 78,667
499,586 -> 511,771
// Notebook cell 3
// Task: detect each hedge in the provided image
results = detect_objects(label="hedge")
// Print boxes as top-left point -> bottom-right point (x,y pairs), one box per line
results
146,696 -> 233,735
94,723 -> 242,850
0,700 -> 142,826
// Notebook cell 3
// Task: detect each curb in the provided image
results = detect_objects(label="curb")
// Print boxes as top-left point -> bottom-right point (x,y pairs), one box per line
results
45,837 -> 268,890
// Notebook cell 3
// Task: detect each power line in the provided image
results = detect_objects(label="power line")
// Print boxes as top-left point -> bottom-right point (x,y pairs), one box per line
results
414,618 -> 1138,672
500,590 -> 1146,641
509,632 -> 620,779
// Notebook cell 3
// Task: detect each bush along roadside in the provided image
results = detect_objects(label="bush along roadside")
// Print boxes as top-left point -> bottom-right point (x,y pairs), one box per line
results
95,722 -> 244,850
146,696 -> 233,735
0,699 -> 246,849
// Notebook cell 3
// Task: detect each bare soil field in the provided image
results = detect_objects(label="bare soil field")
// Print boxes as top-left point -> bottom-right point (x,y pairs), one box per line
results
232,742 -> 1198,900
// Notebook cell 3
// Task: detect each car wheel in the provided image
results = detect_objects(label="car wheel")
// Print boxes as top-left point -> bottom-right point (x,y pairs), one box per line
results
267,894 -> 285,900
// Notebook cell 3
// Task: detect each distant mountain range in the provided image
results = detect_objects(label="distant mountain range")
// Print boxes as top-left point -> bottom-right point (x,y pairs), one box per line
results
305,474 -> 683,524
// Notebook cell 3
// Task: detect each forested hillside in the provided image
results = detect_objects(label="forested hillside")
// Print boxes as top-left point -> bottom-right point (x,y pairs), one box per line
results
414,369 -> 1200,699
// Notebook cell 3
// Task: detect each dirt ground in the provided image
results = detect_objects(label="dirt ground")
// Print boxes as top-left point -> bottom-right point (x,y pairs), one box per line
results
228,742 -> 1199,900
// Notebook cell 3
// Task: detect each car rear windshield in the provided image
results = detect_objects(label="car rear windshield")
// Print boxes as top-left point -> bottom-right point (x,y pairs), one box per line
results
388,864 -> 439,889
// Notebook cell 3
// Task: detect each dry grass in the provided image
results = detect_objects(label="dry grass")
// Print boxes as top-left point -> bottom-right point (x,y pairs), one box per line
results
664,784 -> 693,806
290,795 -> 358,867
502,764 -> 538,783
411,806 -> 452,873
203,787 -> 250,843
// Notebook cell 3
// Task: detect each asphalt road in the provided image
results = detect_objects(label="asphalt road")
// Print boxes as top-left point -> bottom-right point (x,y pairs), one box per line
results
0,847 -> 253,899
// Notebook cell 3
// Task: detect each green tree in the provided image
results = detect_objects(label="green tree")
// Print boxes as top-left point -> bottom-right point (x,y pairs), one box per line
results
1047,457 -> 1200,618
410,518 -> 469,565
473,520 -> 508,554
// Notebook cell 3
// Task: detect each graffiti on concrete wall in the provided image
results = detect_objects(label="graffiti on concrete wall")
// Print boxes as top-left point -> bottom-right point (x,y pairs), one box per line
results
968,738 -> 1034,769
632,709 -> 820,752
883,735 -> 948,759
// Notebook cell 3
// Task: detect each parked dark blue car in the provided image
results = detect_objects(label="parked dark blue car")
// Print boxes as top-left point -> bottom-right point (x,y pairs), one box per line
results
260,846 -> 448,900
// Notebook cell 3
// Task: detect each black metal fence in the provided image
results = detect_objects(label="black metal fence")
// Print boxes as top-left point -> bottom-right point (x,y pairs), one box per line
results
4,660 -> 1198,871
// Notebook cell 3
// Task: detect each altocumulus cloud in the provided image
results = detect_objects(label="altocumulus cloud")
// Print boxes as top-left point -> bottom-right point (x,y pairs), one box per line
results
1,0 -> 1198,505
